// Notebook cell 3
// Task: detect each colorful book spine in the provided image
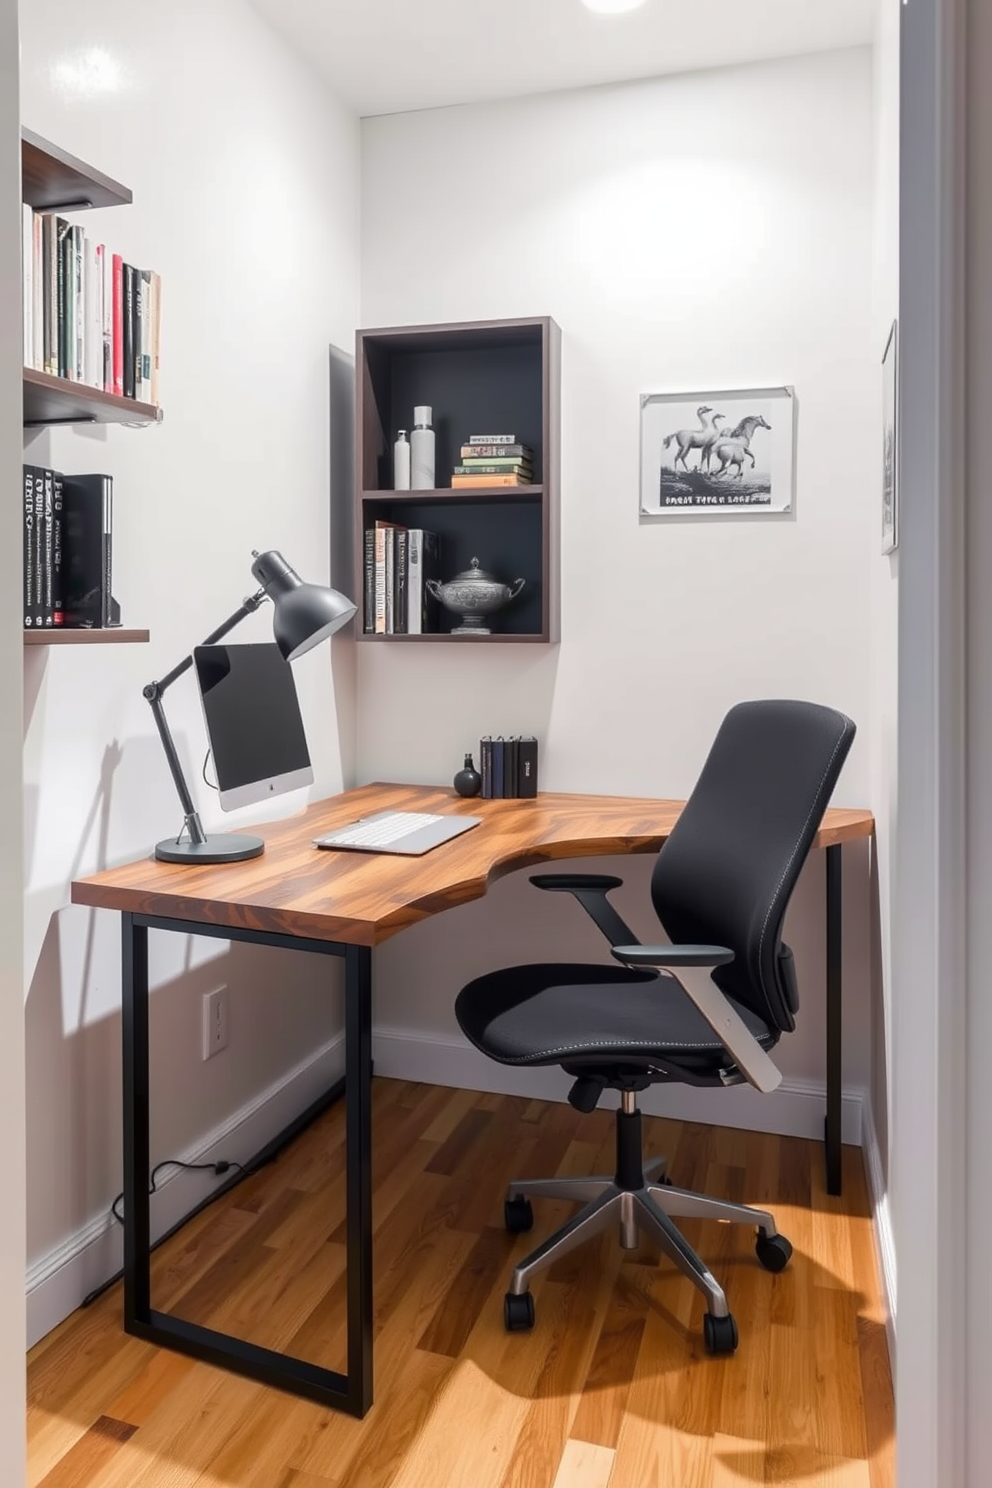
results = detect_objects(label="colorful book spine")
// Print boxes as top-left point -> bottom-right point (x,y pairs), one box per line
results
112,254 -> 123,395
21,205 -> 32,367
459,445 -> 531,460
469,435 -> 517,445
451,474 -> 528,488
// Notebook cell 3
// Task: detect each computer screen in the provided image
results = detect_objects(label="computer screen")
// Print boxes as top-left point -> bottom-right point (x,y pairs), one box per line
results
193,643 -> 314,812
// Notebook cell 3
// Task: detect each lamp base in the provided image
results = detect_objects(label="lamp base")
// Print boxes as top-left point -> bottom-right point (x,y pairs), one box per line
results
155,833 -> 265,865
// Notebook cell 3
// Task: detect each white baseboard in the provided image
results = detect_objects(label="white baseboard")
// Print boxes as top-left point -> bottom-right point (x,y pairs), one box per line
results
26,1031 -> 346,1350
861,1093 -> 897,1377
371,1026 -> 864,1146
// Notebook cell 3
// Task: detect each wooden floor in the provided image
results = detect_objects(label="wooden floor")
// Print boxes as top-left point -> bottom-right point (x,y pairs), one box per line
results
27,1080 -> 894,1488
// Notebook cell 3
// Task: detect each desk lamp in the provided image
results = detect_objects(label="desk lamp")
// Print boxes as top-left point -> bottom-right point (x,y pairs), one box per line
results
144,549 -> 356,864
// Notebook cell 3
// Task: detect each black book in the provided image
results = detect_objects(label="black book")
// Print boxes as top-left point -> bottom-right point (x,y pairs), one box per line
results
492,737 -> 505,799
133,269 -> 145,400
506,737 -> 519,798
56,218 -> 71,379
122,265 -> 135,399
422,530 -> 442,632
42,469 -> 55,626
52,472 -> 64,627
23,466 -> 39,629
480,736 -> 493,799
62,473 -> 113,627
518,737 -> 539,798
363,528 -> 375,632
395,530 -> 408,634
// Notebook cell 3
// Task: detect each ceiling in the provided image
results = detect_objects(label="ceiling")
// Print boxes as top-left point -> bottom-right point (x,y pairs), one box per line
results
248,0 -> 875,118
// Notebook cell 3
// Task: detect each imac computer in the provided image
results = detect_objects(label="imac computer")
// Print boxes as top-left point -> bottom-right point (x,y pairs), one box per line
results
193,642 -> 314,812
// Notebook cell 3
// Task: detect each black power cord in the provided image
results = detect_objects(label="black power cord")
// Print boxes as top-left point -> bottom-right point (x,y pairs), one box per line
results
108,1157 -> 244,1226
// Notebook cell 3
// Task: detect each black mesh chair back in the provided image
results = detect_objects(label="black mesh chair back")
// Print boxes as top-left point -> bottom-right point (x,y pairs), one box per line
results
650,699 -> 856,1034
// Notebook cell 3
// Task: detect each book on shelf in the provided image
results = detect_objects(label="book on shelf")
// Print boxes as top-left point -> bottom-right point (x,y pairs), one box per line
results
23,466 -> 116,631
453,464 -> 532,478
451,474 -> 530,488
20,206 -> 162,405
365,523 -> 441,634
61,472 -> 115,628
459,444 -> 532,461
469,435 -> 518,445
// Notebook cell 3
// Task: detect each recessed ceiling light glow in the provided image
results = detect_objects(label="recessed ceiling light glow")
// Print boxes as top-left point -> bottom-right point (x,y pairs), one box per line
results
582,0 -> 647,13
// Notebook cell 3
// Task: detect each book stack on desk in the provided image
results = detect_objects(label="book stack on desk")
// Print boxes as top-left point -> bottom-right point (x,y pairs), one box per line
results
480,736 -> 539,798
451,435 -> 534,489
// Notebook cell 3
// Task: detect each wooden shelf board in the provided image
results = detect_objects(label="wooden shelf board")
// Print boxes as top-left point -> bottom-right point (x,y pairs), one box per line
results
357,632 -> 549,644
24,629 -> 150,646
23,369 -> 161,428
21,128 -> 132,212
358,317 -> 547,356
362,486 -> 542,504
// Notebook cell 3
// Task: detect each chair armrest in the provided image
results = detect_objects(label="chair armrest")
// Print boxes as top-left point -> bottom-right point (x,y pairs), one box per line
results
530,874 -> 624,893
612,946 -> 783,1095
611,944 -> 735,969
529,874 -> 635,948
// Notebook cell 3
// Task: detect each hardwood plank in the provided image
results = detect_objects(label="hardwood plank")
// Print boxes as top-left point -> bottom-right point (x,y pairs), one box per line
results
36,1417 -> 136,1488
70,784 -> 872,946
27,1090 -> 892,1488
550,1440 -> 615,1488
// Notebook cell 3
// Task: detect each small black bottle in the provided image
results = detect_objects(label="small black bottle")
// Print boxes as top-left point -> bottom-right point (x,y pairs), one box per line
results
453,752 -> 482,798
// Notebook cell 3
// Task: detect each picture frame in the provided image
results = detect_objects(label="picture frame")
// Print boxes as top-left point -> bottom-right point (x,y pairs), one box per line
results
639,385 -> 797,518
881,320 -> 898,554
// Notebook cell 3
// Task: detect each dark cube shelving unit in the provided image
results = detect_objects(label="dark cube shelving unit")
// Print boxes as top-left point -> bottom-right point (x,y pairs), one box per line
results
355,317 -> 560,644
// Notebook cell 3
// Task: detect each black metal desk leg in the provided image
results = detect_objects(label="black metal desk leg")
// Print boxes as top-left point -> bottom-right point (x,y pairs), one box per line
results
122,914 -> 151,1325
825,845 -> 842,1195
345,944 -> 374,1415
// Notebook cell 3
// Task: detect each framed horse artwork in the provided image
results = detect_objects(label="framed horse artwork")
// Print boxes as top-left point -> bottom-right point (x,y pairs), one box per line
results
639,385 -> 797,518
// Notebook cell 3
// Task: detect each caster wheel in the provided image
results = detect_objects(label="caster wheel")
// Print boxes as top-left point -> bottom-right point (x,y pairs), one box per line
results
504,1196 -> 534,1233
755,1232 -> 793,1273
504,1291 -> 535,1332
703,1312 -> 739,1355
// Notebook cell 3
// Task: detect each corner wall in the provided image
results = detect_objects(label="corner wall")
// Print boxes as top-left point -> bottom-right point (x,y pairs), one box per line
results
358,49 -> 877,1132
0,0 -> 27,1472
18,0 -> 360,1341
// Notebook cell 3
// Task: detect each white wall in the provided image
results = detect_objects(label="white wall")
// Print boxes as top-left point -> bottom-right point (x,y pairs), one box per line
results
865,0 -> 900,1331
359,50 -> 877,1131
19,0 -> 359,1340
965,1 -> 992,1475
0,0 -> 27,1474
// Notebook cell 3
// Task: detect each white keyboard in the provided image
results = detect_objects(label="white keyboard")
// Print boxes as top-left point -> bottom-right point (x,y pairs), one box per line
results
325,812 -> 443,848
314,809 -> 482,856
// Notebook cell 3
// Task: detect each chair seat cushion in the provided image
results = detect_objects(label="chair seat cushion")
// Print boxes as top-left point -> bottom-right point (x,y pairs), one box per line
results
454,962 -> 774,1074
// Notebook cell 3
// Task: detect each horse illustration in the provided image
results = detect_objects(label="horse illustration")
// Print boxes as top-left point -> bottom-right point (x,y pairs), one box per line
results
662,405 -> 718,471
711,414 -> 771,479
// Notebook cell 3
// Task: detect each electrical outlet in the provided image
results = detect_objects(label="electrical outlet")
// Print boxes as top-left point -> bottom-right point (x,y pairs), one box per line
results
202,987 -> 229,1060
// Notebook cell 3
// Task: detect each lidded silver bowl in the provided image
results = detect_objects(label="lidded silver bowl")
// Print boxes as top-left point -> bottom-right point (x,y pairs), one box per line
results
426,558 -> 525,635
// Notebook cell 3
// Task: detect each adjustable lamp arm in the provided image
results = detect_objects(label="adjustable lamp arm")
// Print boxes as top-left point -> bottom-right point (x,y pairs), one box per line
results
142,590 -> 267,847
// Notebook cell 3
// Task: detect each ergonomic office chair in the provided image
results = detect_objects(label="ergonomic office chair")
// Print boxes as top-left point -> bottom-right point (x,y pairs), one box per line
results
454,699 -> 856,1354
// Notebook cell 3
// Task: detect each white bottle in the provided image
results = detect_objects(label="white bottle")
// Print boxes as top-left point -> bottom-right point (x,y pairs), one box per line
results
394,429 -> 411,490
411,405 -> 435,490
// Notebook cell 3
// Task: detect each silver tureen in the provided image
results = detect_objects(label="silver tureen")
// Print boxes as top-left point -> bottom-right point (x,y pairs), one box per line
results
426,557 -> 526,635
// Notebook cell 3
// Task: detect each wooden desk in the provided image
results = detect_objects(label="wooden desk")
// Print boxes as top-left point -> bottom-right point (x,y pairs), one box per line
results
72,782 -> 873,1416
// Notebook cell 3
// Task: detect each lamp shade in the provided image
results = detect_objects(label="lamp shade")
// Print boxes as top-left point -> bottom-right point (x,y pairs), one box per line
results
250,549 -> 356,660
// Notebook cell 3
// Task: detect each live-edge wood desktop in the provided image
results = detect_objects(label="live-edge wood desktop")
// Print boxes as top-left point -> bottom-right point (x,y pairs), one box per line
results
71,782 -> 874,1417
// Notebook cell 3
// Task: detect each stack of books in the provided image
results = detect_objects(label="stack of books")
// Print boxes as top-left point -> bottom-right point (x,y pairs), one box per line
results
451,435 -> 534,489
364,520 -> 442,635
23,465 -> 117,631
480,736 -> 539,798
21,206 -> 162,404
